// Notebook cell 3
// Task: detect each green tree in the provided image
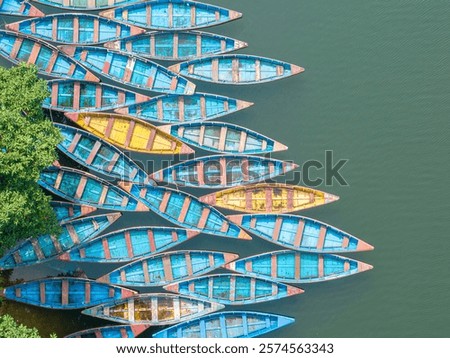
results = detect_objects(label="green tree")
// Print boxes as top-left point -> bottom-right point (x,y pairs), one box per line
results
0,64 -> 62,256
0,314 -> 41,338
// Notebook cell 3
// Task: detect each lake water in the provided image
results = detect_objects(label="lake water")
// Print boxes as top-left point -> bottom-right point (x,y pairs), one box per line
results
1,0 -> 449,338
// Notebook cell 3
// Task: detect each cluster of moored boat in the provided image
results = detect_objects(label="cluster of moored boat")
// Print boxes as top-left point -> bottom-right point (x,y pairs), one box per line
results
0,0 -> 374,339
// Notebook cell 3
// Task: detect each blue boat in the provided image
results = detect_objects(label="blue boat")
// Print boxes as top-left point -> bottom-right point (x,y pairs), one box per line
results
158,122 -> 288,154
99,0 -> 242,31
65,324 -> 149,338
39,166 -> 149,212
169,54 -> 305,85
6,14 -> 145,45
50,201 -> 97,224
59,226 -> 200,263
32,0 -> 143,10
228,214 -> 374,253
104,31 -> 247,61
82,293 -> 225,325
119,182 -> 252,240
97,250 -> 239,287
0,213 -> 121,270
153,311 -> 295,338
225,250 -> 373,284
0,0 -> 44,17
164,274 -> 304,305
60,46 -> 195,95
149,155 -> 298,189
1,277 -> 136,309
44,79 -> 151,113
114,92 -> 253,124
0,30 -> 99,81
55,123 -> 150,184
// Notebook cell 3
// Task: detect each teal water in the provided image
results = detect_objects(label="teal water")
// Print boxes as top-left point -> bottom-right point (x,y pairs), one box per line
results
1,0 -> 450,337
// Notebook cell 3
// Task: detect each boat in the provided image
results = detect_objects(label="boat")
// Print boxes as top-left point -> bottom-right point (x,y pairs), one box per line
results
199,183 -> 340,214
168,54 -> 305,85
149,155 -> 299,189
114,93 -> 253,124
32,0 -> 143,10
104,31 -> 248,61
228,214 -> 374,253
38,165 -> 149,212
0,0 -> 44,17
99,0 -> 242,31
118,182 -> 252,240
81,293 -> 225,325
65,324 -> 149,338
0,213 -> 121,270
97,250 -> 239,287
153,311 -> 295,338
6,14 -> 145,45
0,30 -> 99,81
58,227 -> 200,263
43,79 -> 151,113
158,122 -> 288,154
64,112 -> 194,155
55,123 -> 150,184
164,274 -> 304,305
1,277 -> 136,309
224,250 -> 373,284
59,46 -> 195,95
50,201 -> 97,224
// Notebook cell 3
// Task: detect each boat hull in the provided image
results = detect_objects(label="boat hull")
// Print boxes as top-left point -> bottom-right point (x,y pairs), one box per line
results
82,293 -> 225,325
228,214 -> 375,253
50,201 -> 97,224
0,0 -> 44,17
149,155 -> 298,189
32,0 -> 144,10
2,278 -> 136,309
65,324 -> 149,338
164,274 -> 304,305
153,311 -> 295,338
199,183 -> 339,214
169,54 -> 305,85
0,214 -> 121,270
59,227 -> 200,263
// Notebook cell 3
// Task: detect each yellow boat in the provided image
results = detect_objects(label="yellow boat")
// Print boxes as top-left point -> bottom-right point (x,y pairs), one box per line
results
64,112 -> 194,155
199,183 -> 339,214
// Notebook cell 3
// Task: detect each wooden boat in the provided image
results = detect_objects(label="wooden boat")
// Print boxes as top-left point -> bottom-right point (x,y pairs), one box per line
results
0,30 -> 99,81
50,201 -> 97,224
31,0 -> 143,10
149,155 -> 299,189
199,183 -> 340,214
97,251 -> 239,287
158,122 -> 288,154
59,46 -> 195,95
81,293 -> 225,325
224,250 -> 373,284
65,324 -> 149,338
6,14 -> 145,45
0,213 -> 121,270
0,0 -> 44,17
153,311 -> 295,338
38,166 -> 149,212
104,31 -> 248,61
168,54 -> 305,85
114,93 -> 253,124
55,123 -> 150,184
64,112 -> 194,155
119,182 -> 252,240
164,274 -> 304,305
58,227 -> 200,263
228,214 -> 374,253
43,79 -> 151,113
99,0 -> 242,31
1,277 -> 136,309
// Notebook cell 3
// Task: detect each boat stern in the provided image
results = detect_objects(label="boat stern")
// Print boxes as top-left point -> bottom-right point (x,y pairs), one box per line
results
287,285 -> 304,297
356,240 -> 375,252
324,193 -> 340,204
96,274 -> 110,284
198,193 -> 217,206
185,81 -> 196,95
168,63 -> 181,74
84,71 -> 100,83
5,22 -> 20,32
358,261 -> 374,273
236,99 -> 254,110
238,229 -> 252,240
130,25 -> 146,36
28,6 -> 45,17
228,10 -> 243,21
103,40 -> 120,51
163,283 -> 178,293
131,324 -> 150,337
121,288 -> 137,299
273,141 -> 288,152
291,64 -> 305,75
135,93 -> 152,104
227,215 -> 244,226
277,315 -> 295,328
64,112 -> 80,123
157,125 -> 171,134
223,253 -> 239,264
222,261 -> 236,271
59,45 -> 76,57
180,143 -> 195,155
234,40 -> 248,51
186,229 -> 201,240
99,9 -> 115,19
81,205 -> 97,216
107,212 -> 122,224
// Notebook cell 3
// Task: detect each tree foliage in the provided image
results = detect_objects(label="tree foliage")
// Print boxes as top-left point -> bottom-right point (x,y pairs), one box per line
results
0,64 -> 62,256
0,314 -> 41,338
